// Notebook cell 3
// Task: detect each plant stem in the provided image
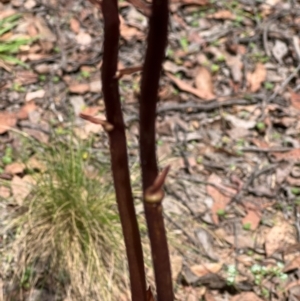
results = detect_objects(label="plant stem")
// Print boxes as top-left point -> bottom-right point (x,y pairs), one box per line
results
101,1 -> 147,300
139,0 -> 174,300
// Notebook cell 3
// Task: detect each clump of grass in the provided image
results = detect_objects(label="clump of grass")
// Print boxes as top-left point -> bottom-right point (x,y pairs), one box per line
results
0,13 -> 35,67
4,133 -> 129,301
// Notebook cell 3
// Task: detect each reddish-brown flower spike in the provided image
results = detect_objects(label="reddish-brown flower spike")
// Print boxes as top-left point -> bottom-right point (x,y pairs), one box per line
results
146,286 -> 156,301
79,113 -> 114,132
144,165 -> 170,203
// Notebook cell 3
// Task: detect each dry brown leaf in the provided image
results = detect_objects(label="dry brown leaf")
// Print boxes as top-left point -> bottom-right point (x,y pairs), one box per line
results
33,17 -> 56,42
186,291 -> 198,301
69,17 -> 80,34
225,54 -> 243,83
287,176 -> 300,186
126,0 -> 151,17
80,106 -> 101,116
231,292 -> 263,301
17,101 -> 37,120
284,255 -> 300,273
242,209 -> 261,230
5,162 -> 26,175
190,263 -> 222,278
11,175 -> 35,206
25,89 -> 45,102
89,81 -> 102,93
166,72 -> 214,101
194,67 -> 215,100
172,0 -> 208,4
247,63 -> 266,92
272,149 -> 300,161
265,220 -> 296,257
27,156 -> 47,172
170,255 -> 183,281
15,70 -> 38,85
207,10 -> 235,20
23,128 -> 49,144
120,15 -> 143,41
225,233 -> 255,249
251,138 -> 269,149
68,83 -> 90,94
76,31 -> 92,46
205,290 -> 216,301
0,112 -> 17,134
0,10 -> 17,19
0,186 -> 10,198
290,91 -> 300,110
206,174 -> 237,224
115,65 -> 143,78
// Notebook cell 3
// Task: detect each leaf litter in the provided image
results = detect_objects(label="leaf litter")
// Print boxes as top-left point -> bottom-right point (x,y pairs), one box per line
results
0,0 -> 300,300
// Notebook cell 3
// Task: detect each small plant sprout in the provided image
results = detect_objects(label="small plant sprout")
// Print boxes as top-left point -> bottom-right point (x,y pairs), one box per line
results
196,156 -> 203,164
291,187 -> 300,196
2,146 -> 13,165
216,54 -> 225,62
211,64 -> 219,72
179,37 -> 189,52
256,121 -> 266,131
264,82 -> 274,90
80,70 -> 91,79
39,74 -> 46,81
243,222 -> 252,231
12,82 -> 25,92
217,209 -> 226,217
0,13 -> 35,67
52,75 -> 60,83
226,264 -> 238,285
250,262 -> 288,286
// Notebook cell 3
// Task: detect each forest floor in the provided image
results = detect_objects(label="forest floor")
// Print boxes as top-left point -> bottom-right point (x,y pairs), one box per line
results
1,0 -> 300,300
